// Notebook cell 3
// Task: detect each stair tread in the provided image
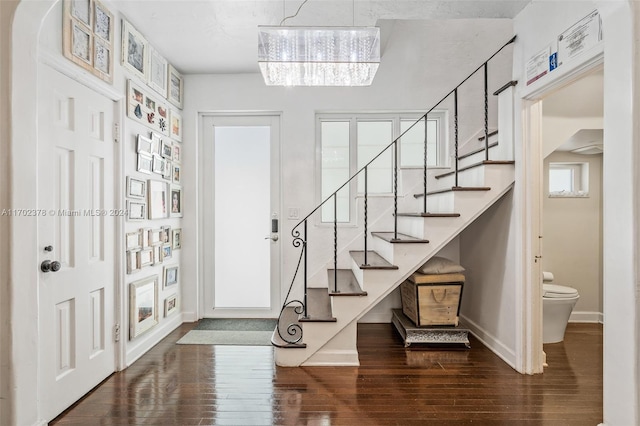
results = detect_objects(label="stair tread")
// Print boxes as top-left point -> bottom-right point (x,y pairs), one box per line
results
371,232 -> 429,244
299,288 -> 336,322
327,269 -> 367,296
350,250 -> 399,269
414,186 -> 492,198
435,160 -> 515,179
271,306 -> 307,348
396,212 -> 461,218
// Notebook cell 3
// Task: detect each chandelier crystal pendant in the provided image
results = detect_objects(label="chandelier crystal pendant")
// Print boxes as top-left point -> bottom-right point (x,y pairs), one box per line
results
258,26 -> 380,86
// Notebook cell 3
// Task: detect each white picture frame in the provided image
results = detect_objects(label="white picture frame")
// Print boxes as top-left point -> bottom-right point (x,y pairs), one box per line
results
129,275 -> 159,339
137,248 -> 153,268
126,230 -> 142,250
172,163 -> 181,184
163,265 -> 179,288
172,228 -> 182,250
127,200 -> 146,221
164,294 -> 178,317
148,46 -> 168,97
167,64 -> 184,108
169,185 -> 183,218
136,152 -> 153,174
126,176 -> 146,199
126,249 -> 140,274
121,19 -> 147,80
127,80 -> 169,136
152,154 -> 165,175
147,180 -> 167,219
169,110 -> 182,142
137,134 -> 153,153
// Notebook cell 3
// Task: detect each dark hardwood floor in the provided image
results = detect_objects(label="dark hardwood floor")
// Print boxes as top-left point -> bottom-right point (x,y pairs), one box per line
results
51,322 -> 602,425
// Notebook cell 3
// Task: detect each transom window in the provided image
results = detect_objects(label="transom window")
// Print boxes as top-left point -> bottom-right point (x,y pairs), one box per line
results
317,112 -> 448,223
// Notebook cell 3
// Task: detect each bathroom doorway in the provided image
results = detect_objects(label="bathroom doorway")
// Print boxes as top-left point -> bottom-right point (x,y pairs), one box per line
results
539,66 -> 604,327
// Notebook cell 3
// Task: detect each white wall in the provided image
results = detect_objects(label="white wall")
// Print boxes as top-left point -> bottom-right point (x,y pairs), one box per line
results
182,19 -> 515,321
543,151 -> 603,319
513,1 -> 637,424
4,1 -> 185,423
460,190 -> 517,366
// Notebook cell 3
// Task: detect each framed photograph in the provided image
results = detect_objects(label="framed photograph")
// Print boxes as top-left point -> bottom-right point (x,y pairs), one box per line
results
137,152 -> 153,174
141,227 -> 151,248
162,243 -> 172,260
160,139 -> 173,159
70,0 -> 91,26
169,185 -> 183,218
152,154 -> 165,175
127,200 -> 146,221
126,249 -> 140,274
167,64 -> 184,108
164,265 -> 179,288
93,0 -> 112,42
164,294 -> 178,317
126,176 -> 146,199
62,0 -> 114,83
148,46 -> 168,97
172,163 -> 181,184
71,21 -> 92,65
126,230 -> 142,250
129,275 -> 159,339
163,161 -> 173,180
148,228 -> 163,246
137,134 -> 153,153
172,143 -> 181,163
152,244 -> 163,265
147,180 -> 167,219
150,132 -> 163,155
172,228 -> 182,250
137,248 -> 153,268
169,110 -> 182,142
121,19 -> 147,80
127,80 -> 169,136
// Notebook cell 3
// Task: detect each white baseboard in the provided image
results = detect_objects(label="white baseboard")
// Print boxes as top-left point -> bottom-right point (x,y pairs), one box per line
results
569,311 -> 603,324
302,349 -> 360,366
460,314 -> 516,369
125,314 -> 183,366
180,311 -> 198,323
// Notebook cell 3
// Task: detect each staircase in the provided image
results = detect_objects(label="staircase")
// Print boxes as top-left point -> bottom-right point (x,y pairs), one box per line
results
272,36 -> 518,367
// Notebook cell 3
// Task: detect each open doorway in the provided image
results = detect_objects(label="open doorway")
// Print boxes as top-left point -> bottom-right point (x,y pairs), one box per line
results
540,67 -> 604,326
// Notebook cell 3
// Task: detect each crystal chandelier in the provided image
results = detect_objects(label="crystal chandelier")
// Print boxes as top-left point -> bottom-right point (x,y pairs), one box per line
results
258,26 -> 380,86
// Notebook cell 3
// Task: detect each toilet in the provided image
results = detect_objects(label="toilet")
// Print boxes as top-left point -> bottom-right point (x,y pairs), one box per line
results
542,272 -> 580,344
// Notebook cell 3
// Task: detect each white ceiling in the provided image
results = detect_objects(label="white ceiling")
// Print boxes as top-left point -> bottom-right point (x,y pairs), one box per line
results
110,0 -> 531,74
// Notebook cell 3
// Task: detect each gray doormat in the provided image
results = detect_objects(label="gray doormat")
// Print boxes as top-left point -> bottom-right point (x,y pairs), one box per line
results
176,318 -> 277,346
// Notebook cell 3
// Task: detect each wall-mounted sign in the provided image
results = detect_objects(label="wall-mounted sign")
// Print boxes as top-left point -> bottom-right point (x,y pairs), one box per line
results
526,46 -> 550,86
557,10 -> 602,67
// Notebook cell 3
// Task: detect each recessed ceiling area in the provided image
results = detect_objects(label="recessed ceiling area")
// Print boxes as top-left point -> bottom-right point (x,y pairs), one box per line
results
110,0 -> 531,74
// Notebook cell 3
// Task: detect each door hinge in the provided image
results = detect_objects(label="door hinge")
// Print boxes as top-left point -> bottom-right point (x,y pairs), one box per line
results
113,122 -> 120,143
114,323 -> 121,342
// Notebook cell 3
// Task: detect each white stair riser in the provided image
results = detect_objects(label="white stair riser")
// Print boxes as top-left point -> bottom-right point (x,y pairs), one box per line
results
433,166 -> 486,189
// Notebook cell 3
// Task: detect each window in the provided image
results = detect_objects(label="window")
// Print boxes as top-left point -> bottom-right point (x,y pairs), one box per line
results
318,112 -> 448,223
549,162 -> 589,197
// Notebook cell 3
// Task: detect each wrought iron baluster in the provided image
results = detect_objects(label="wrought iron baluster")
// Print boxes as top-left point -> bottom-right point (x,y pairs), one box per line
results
303,219 -> 308,319
334,193 -> 338,293
394,140 -> 398,240
484,62 -> 489,161
454,88 -> 459,188
364,166 -> 368,266
423,114 -> 428,214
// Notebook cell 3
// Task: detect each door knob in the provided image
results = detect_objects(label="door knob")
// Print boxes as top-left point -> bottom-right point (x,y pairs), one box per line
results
41,260 -> 62,273
265,235 -> 279,242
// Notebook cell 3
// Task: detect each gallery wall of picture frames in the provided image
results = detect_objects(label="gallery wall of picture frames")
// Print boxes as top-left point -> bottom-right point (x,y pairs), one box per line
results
126,226 -> 182,274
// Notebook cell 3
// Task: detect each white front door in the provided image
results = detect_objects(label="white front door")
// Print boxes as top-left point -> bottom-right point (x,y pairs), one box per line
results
202,115 -> 281,318
37,66 -> 117,421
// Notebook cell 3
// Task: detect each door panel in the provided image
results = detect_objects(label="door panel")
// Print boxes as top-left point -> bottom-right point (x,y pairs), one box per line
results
202,115 -> 281,318
38,66 -> 117,421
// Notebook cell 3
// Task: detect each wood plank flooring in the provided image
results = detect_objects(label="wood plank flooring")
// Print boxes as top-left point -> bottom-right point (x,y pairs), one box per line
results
51,322 -> 602,425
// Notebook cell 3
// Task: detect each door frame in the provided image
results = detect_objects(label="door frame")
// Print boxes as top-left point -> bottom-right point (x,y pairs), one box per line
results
8,2 -> 124,423
197,112 -> 283,319
520,54 -> 604,374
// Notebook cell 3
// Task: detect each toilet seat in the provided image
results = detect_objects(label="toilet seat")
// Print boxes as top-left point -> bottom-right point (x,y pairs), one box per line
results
543,283 -> 579,298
